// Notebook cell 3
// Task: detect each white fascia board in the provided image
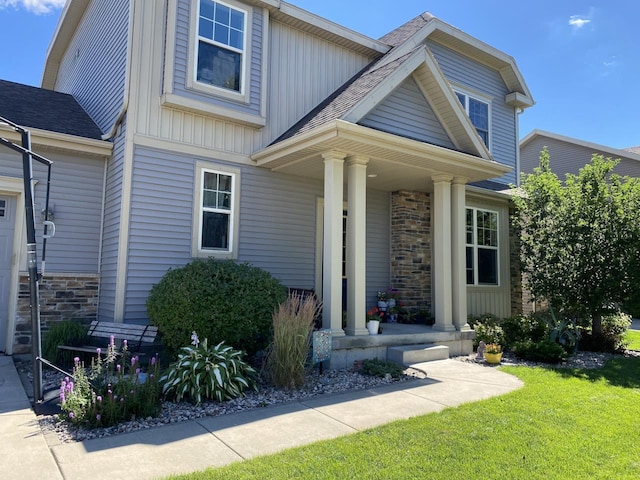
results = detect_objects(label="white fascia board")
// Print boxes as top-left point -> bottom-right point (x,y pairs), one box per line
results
42,0 -> 91,89
0,124 -> 112,157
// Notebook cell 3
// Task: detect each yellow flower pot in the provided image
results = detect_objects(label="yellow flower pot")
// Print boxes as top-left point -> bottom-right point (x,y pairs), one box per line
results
484,352 -> 502,364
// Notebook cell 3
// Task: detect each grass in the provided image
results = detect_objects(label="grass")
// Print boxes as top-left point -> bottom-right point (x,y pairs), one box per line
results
167,357 -> 640,480
626,329 -> 640,351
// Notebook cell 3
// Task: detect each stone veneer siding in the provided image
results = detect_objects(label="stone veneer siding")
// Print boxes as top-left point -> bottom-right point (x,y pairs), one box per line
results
390,191 -> 432,313
14,273 -> 99,354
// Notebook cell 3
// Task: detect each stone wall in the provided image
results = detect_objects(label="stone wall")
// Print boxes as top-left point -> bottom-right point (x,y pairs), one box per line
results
390,190 -> 431,313
509,206 -> 523,317
14,273 -> 100,354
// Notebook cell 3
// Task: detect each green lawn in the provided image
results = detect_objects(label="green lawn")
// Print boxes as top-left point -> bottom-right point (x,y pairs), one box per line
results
626,329 -> 640,351
167,357 -> 640,480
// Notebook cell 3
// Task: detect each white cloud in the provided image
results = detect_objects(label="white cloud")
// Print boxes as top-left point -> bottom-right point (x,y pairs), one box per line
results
0,0 -> 65,14
569,15 -> 591,29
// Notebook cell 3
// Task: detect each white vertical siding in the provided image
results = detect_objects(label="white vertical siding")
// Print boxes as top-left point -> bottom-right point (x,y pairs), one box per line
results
360,77 -> 455,149
427,41 -> 517,185
54,0 -> 129,134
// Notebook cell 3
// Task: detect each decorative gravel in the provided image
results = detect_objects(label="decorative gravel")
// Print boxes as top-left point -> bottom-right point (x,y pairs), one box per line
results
19,349 -> 640,445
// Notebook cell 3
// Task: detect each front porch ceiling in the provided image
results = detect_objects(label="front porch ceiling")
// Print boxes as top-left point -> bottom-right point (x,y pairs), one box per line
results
252,120 -> 511,192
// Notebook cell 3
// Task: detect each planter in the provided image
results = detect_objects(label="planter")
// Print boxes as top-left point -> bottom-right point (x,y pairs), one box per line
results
484,352 -> 503,364
367,320 -> 380,335
387,298 -> 396,309
377,301 -> 388,312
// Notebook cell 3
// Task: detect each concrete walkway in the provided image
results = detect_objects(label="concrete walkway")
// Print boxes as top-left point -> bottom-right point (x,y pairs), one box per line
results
1,355 -> 524,480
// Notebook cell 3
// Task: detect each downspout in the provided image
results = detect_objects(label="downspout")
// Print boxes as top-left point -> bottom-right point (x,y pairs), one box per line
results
102,0 -> 135,141
515,107 -> 524,188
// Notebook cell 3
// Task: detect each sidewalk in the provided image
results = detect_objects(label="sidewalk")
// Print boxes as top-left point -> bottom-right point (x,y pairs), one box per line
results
0,355 -> 522,480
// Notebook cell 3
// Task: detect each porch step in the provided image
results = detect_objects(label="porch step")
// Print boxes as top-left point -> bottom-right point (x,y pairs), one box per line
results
387,344 -> 449,365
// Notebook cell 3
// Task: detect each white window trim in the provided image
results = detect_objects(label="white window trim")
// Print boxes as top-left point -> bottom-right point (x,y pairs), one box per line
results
187,0 -> 252,103
453,85 -> 492,151
466,206 -> 500,287
192,161 -> 241,259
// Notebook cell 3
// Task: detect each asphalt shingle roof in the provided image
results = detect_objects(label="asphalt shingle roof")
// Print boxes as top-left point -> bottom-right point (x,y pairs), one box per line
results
378,12 -> 434,46
0,79 -> 103,140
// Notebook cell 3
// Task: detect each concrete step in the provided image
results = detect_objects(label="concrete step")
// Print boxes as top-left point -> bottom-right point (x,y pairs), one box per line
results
387,344 -> 450,365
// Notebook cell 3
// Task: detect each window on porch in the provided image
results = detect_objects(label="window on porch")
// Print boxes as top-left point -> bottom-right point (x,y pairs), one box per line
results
466,207 -> 498,286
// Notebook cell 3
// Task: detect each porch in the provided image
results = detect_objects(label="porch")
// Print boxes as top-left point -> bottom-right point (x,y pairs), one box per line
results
329,321 -> 475,370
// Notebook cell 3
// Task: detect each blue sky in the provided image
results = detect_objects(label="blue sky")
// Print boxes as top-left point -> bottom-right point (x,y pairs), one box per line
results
0,0 -> 638,149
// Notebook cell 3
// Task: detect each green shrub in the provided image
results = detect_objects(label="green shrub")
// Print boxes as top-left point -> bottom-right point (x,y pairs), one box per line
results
512,339 -> 567,364
146,259 -> 288,358
501,313 -> 548,349
579,311 -> 631,353
361,358 -> 404,379
59,339 -> 162,428
265,293 -> 318,389
42,320 -> 88,366
468,314 -> 505,349
160,335 -> 256,405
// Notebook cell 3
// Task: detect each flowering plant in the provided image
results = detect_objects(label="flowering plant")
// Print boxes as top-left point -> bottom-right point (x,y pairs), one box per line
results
367,307 -> 385,323
386,288 -> 399,300
485,343 -> 502,354
377,291 -> 388,302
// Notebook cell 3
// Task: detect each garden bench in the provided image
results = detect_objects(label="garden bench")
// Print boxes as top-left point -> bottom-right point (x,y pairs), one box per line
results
58,320 -> 159,357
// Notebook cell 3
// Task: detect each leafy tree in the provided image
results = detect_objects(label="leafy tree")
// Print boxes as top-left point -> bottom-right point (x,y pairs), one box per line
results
512,148 -> 640,336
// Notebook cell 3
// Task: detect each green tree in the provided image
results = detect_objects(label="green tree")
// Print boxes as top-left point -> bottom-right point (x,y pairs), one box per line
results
513,148 -> 640,336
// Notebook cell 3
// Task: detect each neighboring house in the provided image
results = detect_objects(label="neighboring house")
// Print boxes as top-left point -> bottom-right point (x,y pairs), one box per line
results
521,130 -> 640,178
0,1 -> 533,364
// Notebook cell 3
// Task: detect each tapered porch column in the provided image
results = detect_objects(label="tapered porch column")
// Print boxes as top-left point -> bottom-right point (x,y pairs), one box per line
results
452,177 -> 469,331
432,174 -> 455,331
322,151 -> 346,336
345,155 -> 369,336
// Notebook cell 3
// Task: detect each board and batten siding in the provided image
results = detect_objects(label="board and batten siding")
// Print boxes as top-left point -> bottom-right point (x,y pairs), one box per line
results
54,0 -> 129,134
121,145 -> 391,322
172,0 -> 264,117
521,136 -> 640,178
98,126 -> 127,321
427,40 -> 517,185
0,148 -> 104,273
262,19 -> 376,144
360,77 -> 455,149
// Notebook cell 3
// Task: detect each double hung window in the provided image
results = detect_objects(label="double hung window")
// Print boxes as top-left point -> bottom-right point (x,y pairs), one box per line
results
198,168 -> 235,254
466,208 -> 499,286
455,91 -> 490,148
196,0 -> 246,93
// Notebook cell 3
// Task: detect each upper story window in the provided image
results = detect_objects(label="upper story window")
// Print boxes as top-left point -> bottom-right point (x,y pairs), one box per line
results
0,199 -> 5,217
196,0 -> 246,93
466,207 -> 498,286
455,90 -> 490,148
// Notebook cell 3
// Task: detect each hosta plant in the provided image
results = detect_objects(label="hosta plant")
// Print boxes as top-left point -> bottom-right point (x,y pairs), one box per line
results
160,332 -> 256,405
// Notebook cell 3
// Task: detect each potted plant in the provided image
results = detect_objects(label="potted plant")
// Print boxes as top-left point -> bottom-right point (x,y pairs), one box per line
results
367,307 -> 384,335
484,343 -> 503,364
377,291 -> 388,311
386,288 -> 399,309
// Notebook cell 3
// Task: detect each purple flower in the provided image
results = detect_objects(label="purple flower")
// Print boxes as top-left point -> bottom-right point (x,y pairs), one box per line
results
108,390 -> 112,395
130,390 -> 134,395
74,357 -> 80,365
117,364 -> 121,372
136,368 -> 140,375
131,356 -> 136,366
96,347 -> 101,355
96,396 -> 102,403
60,392 -> 65,403
110,335 -> 115,346
149,374 -> 154,379
64,376 -> 70,383
113,395 -> 118,400
151,356 -> 156,366
69,412 -> 74,419
96,414 -> 101,421
120,398 -> 124,402
123,339 -> 128,347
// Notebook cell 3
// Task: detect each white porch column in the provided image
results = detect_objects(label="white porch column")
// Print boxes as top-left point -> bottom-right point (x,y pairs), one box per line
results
345,155 -> 369,336
452,177 -> 469,331
322,151 -> 346,336
432,174 -> 455,331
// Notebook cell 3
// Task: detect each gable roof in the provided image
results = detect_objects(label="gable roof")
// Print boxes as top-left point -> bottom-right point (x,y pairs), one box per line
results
520,129 -> 640,164
0,79 -> 103,140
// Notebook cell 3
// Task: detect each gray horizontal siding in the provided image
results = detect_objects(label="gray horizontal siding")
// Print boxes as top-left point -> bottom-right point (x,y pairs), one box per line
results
427,41 -> 517,184
172,0 -> 263,117
123,145 -> 391,322
360,77 -> 455,149
54,0 -> 128,134
1,148 -> 104,273
98,126 -> 126,321
521,136 -> 640,179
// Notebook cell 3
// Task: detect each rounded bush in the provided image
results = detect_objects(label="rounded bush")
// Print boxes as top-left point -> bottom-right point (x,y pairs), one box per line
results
146,259 -> 288,358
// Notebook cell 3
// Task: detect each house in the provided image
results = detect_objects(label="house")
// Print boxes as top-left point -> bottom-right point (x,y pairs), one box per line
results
0,1 -> 533,365
521,130 -> 640,177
